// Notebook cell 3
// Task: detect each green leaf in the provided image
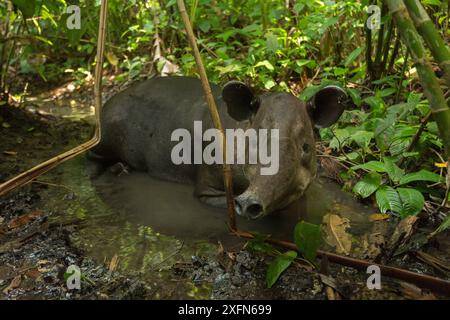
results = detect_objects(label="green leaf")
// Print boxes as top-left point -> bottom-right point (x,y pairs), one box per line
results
375,186 -> 424,217
376,186 -> 402,214
294,221 -> 321,262
266,251 -> 297,288
247,238 -> 276,254
344,47 -> 364,67
399,169 -> 443,185
376,88 -> 397,98
12,0 -> 35,18
198,20 -> 211,33
351,161 -> 386,173
397,188 -> 424,217
265,32 -> 279,53
353,172 -> 382,198
215,64 -> 242,76
374,116 -> 396,152
255,60 -> 274,71
264,79 -> 276,89
431,214 -> 450,237
383,157 -> 404,183
352,130 -> 374,149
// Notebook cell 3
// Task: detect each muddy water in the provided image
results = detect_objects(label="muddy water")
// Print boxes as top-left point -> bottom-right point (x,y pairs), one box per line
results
92,170 -> 376,243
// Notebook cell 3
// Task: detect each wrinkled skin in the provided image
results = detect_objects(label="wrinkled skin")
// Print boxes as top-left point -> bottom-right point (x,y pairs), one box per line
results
89,76 -> 346,219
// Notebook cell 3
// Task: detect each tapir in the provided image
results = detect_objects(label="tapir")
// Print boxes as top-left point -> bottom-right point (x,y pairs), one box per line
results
89,76 -> 347,219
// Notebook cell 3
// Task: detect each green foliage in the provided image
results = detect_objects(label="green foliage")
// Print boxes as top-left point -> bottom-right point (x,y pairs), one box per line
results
266,251 -> 297,288
353,172 -> 382,198
376,186 -> 424,218
294,221 -> 322,263
325,86 -> 447,218
249,221 -> 322,288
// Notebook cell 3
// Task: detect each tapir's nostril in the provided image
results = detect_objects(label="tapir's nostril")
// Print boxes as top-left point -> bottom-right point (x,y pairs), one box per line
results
235,196 -> 264,219
246,203 -> 263,219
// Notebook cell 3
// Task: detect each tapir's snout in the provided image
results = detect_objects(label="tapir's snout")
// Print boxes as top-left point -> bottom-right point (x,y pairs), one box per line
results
235,192 -> 265,220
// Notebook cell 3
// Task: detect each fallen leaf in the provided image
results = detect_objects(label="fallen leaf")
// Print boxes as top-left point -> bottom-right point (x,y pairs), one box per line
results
24,268 -> 42,280
217,241 -> 224,255
400,282 -> 436,300
7,211 -> 42,229
109,254 -> 119,272
3,275 -> 22,294
3,151 -> 17,156
387,216 -> 418,250
384,216 -> 418,259
322,214 -> 352,255
369,213 -> 390,221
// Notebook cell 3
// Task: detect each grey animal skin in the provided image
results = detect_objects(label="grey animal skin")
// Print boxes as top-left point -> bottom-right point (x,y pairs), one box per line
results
89,76 -> 347,219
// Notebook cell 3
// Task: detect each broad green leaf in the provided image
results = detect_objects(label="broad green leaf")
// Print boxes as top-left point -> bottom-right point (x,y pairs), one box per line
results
329,128 -> 351,150
347,88 -> 362,106
215,64 -> 242,76
294,221 -> 321,262
376,186 -> 403,214
353,172 -> 382,198
376,88 -> 397,98
296,59 -> 316,69
255,60 -> 274,71
351,161 -> 386,173
352,130 -> 373,149
374,116 -> 396,151
264,79 -> 276,89
383,157 -> 404,183
198,20 -> 211,33
298,85 -> 321,101
399,169 -> 443,185
397,188 -> 425,217
266,251 -> 297,288
344,47 -> 364,67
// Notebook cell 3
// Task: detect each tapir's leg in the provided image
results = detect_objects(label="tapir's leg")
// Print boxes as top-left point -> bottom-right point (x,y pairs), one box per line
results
194,165 -> 228,208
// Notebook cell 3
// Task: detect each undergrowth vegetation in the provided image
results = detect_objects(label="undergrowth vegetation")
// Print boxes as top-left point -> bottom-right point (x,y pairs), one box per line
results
1,0 -> 449,287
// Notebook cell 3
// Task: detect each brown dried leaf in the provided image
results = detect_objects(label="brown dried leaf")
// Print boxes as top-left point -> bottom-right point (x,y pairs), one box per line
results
24,268 -> 42,280
8,211 -> 42,229
400,282 -> 436,300
3,275 -> 22,294
369,213 -> 390,221
109,254 -> 119,272
387,216 -> 418,250
322,214 -> 352,255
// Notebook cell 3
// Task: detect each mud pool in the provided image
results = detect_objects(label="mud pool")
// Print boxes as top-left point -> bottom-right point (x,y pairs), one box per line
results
2,103 -> 446,299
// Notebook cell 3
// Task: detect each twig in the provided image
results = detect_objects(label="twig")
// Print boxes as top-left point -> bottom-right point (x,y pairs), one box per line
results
31,180 -> 74,192
176,0 -> 236,231
0,0 -> 109,196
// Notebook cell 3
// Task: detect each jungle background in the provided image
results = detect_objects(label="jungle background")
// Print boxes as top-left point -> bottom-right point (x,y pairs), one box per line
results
0,0 -> 449,300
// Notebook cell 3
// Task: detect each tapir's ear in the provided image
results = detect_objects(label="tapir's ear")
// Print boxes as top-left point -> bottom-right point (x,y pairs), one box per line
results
222,81 -> 258,121
308,85 -> 347,128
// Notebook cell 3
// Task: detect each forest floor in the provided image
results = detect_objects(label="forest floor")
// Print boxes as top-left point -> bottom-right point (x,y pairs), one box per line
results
0,79 -> 449,300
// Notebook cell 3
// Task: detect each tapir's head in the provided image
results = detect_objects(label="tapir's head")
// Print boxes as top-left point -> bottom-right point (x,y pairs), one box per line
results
222,81 -> 347,219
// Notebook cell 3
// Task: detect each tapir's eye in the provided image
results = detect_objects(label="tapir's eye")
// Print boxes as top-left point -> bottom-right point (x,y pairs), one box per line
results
302,143 -> 311,154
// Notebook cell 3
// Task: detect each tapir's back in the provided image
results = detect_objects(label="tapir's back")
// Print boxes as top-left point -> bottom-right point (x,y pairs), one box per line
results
95,76 -> 224,183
